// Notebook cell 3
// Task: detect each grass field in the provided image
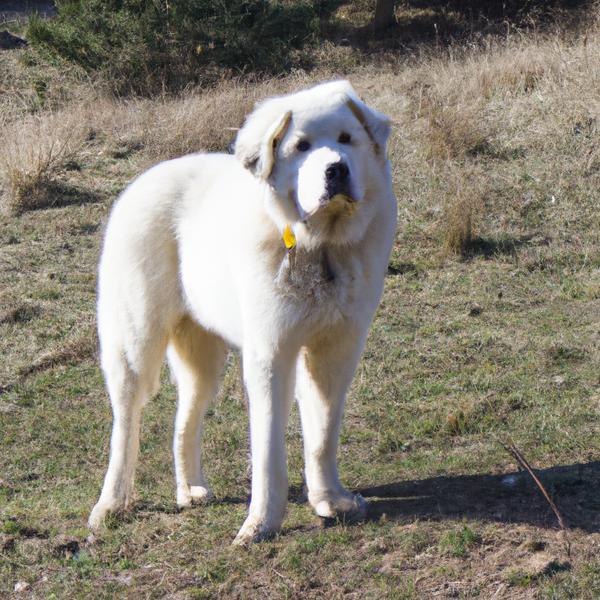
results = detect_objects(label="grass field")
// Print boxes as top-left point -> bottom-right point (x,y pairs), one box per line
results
2,3 -> 600,598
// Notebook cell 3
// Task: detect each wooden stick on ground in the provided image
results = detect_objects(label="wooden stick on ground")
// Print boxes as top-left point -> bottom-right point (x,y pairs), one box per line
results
496,437 -> 570,557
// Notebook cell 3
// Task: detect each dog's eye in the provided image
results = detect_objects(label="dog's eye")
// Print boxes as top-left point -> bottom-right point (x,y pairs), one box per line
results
296,140 -> 311,152
338,132 -> 352,144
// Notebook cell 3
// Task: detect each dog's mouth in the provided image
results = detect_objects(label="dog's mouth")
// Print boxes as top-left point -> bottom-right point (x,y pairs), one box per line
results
320,192 -> 359,217
292,190 -> 359,222
327,192 -> 357,204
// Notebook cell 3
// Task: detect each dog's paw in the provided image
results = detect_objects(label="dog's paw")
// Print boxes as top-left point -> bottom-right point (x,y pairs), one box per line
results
88,500 -> 124,530
176,484 -> 213,509
232,516 -> 277,546
190,485 -> 213,502
314,492 -> 367,522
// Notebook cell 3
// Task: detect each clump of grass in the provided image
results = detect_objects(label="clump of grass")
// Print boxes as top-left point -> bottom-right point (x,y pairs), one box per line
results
440,177 -> 482,256
443,193 -> 475,255
419,98 -> 491,161
1,171 -> 55,216
439,526 -> 480,558
399,527 -> 434,555
474,46 -> 558,98
18,332 -> 97,379
506,569 -> 533,587
0,303 -> 41,325
0,111 -> 89,215
547,344 -> 586,365
0,79 -> 294,215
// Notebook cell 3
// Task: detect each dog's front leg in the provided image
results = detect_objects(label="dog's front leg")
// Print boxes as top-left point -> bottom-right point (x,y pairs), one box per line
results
296,325 -> 368,522
233,347 -> 296,545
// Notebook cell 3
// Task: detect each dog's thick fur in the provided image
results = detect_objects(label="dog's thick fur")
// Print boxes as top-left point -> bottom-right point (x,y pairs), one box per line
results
89,81 -> 397,544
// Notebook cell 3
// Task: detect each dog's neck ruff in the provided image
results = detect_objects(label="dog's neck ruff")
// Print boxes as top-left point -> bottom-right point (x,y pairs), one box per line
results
275,242 -> 336,297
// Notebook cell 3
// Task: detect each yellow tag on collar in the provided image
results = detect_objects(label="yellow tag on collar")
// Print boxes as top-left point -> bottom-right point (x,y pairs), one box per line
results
282,224 -> 296,250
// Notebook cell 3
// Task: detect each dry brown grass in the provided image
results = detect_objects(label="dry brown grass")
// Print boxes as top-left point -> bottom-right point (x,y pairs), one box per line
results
402,40 -> 566,162
92,79 -> 291,161
418,97 -> 491,161
0,76 -> 315,215
3,21 -> 600,248
441,176 -> 481,256
17,331 -> 97,379
361,29 -> 600,255
0,109 -> 92,215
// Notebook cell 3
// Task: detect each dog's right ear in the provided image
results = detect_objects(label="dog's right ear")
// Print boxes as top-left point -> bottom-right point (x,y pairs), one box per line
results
235,100 -> 292,180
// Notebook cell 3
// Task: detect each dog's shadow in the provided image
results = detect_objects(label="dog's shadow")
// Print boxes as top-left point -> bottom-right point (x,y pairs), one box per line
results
356,461 -> 600,533
131,462 -> 600,534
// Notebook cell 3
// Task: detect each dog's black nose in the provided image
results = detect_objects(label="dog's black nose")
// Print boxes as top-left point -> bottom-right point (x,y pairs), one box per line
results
325,162 -> 349,182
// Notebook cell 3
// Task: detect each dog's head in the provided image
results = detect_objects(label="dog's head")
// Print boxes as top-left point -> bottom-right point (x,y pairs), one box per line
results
235,81 -> 391,245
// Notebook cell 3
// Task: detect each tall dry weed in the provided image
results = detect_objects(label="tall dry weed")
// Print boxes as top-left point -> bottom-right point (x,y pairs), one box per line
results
0,111 -> 90,215
441,172 -> 483,256
418,97 -> 491,161
0,77 -> 312,215
128,77 -> 309,160
405,38 -> 568,162
78,78 -> 307,163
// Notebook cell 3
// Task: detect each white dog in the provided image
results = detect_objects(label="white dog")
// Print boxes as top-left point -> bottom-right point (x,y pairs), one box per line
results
89,80 -> 397,544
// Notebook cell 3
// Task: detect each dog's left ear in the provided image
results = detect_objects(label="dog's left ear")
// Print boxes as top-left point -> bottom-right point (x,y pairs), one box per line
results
235,100 -> 292,179
345,95 -> 391,159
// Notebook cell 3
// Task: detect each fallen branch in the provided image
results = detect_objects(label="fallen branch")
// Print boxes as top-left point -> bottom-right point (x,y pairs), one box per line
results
497,437 -> 570,556
503,440 -> 566,529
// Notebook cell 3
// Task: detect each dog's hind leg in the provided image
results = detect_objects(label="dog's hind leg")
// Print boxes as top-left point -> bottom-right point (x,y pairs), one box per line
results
296,325 -> 368,522
88,328 -> 168,530
168,317 -> 227,508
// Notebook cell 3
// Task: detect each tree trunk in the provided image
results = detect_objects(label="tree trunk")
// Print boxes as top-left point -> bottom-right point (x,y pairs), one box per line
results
373,0 -> 395,31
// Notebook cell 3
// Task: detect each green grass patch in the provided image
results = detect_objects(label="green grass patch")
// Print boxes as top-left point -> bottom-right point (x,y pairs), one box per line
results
438,525 -> 480,558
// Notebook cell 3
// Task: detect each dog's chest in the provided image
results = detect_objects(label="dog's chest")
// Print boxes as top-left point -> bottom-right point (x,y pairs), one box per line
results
275,247 -> 360,320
